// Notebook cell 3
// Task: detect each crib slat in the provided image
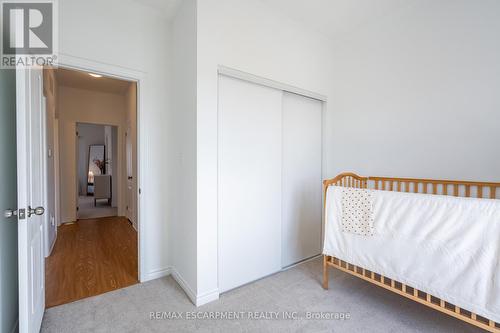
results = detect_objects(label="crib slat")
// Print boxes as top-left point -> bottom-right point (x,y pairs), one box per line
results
432,183 -> 438,194
443,184 -> 448,195
423,183 -> 427,194
454,185 -> 459,196
491,187 -> 496,199
465,185 -> 471,197
478,187 -> 483,198
374,181 -> 379,190
413,182 -> 418,193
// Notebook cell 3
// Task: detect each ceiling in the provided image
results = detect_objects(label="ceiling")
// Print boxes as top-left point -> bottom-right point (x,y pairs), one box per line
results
131,0 -> 182,19
261,0 -> 413,40
132,0 -> 411,40
55,68 -> 132,95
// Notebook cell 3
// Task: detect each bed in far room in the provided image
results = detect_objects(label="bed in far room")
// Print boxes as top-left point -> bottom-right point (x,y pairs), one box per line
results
322,172 -> 500,333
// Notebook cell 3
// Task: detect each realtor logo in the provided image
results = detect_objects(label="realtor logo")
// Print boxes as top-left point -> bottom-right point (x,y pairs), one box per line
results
1,0 -> 58,68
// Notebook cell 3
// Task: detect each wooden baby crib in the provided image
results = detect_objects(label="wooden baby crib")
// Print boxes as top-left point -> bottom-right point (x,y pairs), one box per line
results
322,172 -> 500,332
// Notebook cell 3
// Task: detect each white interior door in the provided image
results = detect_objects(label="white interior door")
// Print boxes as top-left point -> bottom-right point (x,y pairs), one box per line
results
219,75 -> 282,292
282,92 -> 323,267
17,66 -> 46,333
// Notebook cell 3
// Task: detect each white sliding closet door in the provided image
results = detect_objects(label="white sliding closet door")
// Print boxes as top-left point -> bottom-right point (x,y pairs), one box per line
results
219,75 -> 283,293
282,92 -> 322,267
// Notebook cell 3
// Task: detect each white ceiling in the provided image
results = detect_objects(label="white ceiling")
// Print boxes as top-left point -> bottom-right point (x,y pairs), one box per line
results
259,0 -> 411,40
131,0 -> 411,40
131,0 -> 182,19
56,68 -> 133,95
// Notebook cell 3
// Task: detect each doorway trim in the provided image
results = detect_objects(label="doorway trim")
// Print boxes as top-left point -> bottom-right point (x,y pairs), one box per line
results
57,53 -> 146,281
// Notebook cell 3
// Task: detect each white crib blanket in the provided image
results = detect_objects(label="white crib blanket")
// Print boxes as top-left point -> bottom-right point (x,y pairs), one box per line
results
323,186 -> 500,322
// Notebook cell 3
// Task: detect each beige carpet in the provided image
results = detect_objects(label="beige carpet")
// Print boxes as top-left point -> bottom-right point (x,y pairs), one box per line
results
41,258 -> 482,332
77,196 -> 117,220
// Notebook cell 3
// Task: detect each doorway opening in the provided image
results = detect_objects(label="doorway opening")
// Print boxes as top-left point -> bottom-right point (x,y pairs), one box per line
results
42,67 -> 139,307
76,123 -> 118,220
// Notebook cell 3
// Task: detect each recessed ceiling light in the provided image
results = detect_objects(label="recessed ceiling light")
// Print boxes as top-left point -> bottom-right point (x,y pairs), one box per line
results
89,73 -> 102,78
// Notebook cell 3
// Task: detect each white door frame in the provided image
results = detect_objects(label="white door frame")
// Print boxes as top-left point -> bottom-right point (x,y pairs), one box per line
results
56,53 -> 146,281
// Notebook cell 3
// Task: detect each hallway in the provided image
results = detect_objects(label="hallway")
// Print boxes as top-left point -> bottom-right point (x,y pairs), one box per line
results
45,217 -> 138,308
77,196 -> 118,220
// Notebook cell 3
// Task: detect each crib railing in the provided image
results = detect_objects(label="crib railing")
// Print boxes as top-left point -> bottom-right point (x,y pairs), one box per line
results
324,172 -> 500,199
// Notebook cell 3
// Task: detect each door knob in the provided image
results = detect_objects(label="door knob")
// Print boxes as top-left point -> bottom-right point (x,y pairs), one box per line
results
28,206 -> 45,217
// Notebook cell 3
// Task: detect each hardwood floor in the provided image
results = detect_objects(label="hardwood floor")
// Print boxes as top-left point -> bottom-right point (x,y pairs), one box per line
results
45,216 -> 138,308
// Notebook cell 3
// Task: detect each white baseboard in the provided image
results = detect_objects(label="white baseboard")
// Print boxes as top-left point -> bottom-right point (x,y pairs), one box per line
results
170,268 -> 219,307
195,288 -> 219,306
170,269 -> 197,304
140,266 -> 220,307
141,267 -> 172,282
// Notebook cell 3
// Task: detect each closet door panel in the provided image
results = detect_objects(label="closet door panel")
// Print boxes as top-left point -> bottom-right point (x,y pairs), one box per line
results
219,75 -> 282,292
282,92 -> 322,267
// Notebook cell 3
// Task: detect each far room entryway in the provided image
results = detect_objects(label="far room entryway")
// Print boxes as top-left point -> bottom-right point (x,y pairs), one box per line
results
76,123 -> 118,219
42,67 -> 139,307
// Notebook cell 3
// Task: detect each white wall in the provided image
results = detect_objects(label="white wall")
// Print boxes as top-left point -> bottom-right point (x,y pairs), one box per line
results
59,0 -> 172,280
58,87 -> 126,223
170,0 -> 198,298
327,0 -> 500,182
196,0 -> 336,303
